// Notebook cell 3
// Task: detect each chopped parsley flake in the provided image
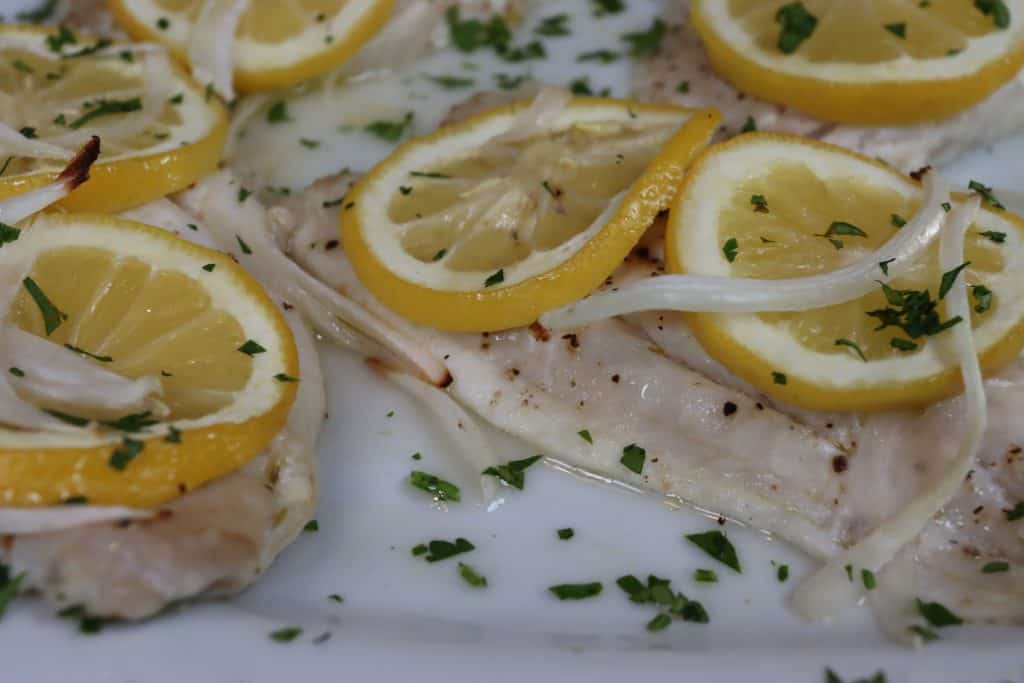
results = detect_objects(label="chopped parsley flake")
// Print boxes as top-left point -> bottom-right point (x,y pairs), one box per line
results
484,269 -> 505,287
108,438 -> 144,471
414,538 -> 475,563
616,574 -> 710,628
549,582 -> 603,600
9,367 -> 24,378
12,59 -> 32,73
693,568 -> 718,583
891,337 -> 919,352
68,97 -> 142,130
578,429 -> 593,444
777,564 -> 790,582
63,343 -> 112,362
938,261 -> 970,299
834,338 -> 867,362
1006,502 -> 1024,521
740,116 -> 757,133
592,0 -> 625,17
269,627 -> 302,643
979,230 -> 1006,243
751,194 -> 769,212
458,562 -> 488,588
775,2 -> 818,53
916,598 -> 963,627
981,560 -> 1009,573
238,339 -> 266,356
891,213 -> 907,227
578,50 -> 620,63
299,138 -> 320,149
445,7 -> 511,53
647,613 -> 672,632
156,17 -> 170,30
267,101 -> 291,124
432,249 -> 447,262
102,411 -> 158,432
366,112 -> 414,142
622,18 -> 666,57
879,258 -> 895,275
16,0 -> 61,23
686,530 -> 741,572
0,222 -> 19,247
817,221 -> 867,250
972,285 -> 993,314
164,426 -> 182,444
867,281 -> 962,340
975,0 -> 1011,29
884,22 -> 906,38
274,373 -> 300,382
862,569 -> 877,590
22,277 -> 66,336
557,528 -> 575,540
236,235 -> 252,253
482,454 -> 543,490
619,443 -> 646,474
0,565 -> 25,619
303,520 -> 319,532
535,14 -> 570,37
426,74 -> 476,89
202,263 -> 216,272
968,179 -> 1005,209
45,26 -> 77,53
409,470 -> 461,502
772,371 -> 787,385
722,237 -> 739,263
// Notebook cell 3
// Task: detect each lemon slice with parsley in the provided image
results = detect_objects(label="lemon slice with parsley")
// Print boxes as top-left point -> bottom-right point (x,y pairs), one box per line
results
667,133 -> 1024,412
692,0 -> 1024,124
108,0 -> 395,92
341,96 -> 720,332
1,213 -> 298,508
0,24 -> 227,213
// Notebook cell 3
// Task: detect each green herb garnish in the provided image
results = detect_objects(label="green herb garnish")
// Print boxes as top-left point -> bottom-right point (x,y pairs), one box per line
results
270,627 -> 303,643
622,18 -> 665,57
968,179 -> 1005,209
776,2 -> 818,53
938,261 -> 970,299
409,470 -> 461,502
557,528 -> 574,540
482,454 -> 543,490
535,14 -> 570,37
722,237 -> 739,263
686,530 -> 741,572
68,97 -> 142,130
484,269 -> 505,287
415,538 -> 475,563
772,371 -> 787,385
693,568 -> 718,583
619,443 -> 646,474
108,438 -> 144,471
981,561 -> 1009,573
578,429 -> 593,444
426,74 -> 476,89
972,285 -> 993,313
238,339 -> 266,356
915,598 -> 963,627
884,22 -> 906,38
549,582 -> 603,600
975,0 -> 1011,29
22,277 -> 66,336
458,562 -> 488,588
304,520 -> 319,532
578,50 -> 620,63
979,230 -> 1006,243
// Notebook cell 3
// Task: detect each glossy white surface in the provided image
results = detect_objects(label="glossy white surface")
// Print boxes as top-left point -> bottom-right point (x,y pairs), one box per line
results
2,1 -> 1024,681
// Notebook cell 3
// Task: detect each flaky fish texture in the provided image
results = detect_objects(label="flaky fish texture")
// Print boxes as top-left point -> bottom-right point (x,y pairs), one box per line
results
632,1 -> 1024,171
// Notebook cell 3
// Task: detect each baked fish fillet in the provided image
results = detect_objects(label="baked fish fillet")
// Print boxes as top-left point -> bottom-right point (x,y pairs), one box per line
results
632,1 -> 1024,170
255,169 -> 1023,640
0,204 -> 325,621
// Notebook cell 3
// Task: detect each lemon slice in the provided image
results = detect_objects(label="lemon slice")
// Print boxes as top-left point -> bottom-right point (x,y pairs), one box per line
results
0,25 -> 227,213
0,213 -> 298,508
108,0 -> 395,92
692,0 -> 1024,124
667,133 -> 1024,412
341,96 -> 720,332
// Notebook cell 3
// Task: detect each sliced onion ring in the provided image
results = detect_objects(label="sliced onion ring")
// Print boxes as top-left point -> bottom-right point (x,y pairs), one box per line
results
790,196 -> 986,623
189,0 -> 250,101
540,173 -> 950,328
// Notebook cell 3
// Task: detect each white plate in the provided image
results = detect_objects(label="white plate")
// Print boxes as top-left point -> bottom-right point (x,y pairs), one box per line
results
2,2 -> 1024,682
